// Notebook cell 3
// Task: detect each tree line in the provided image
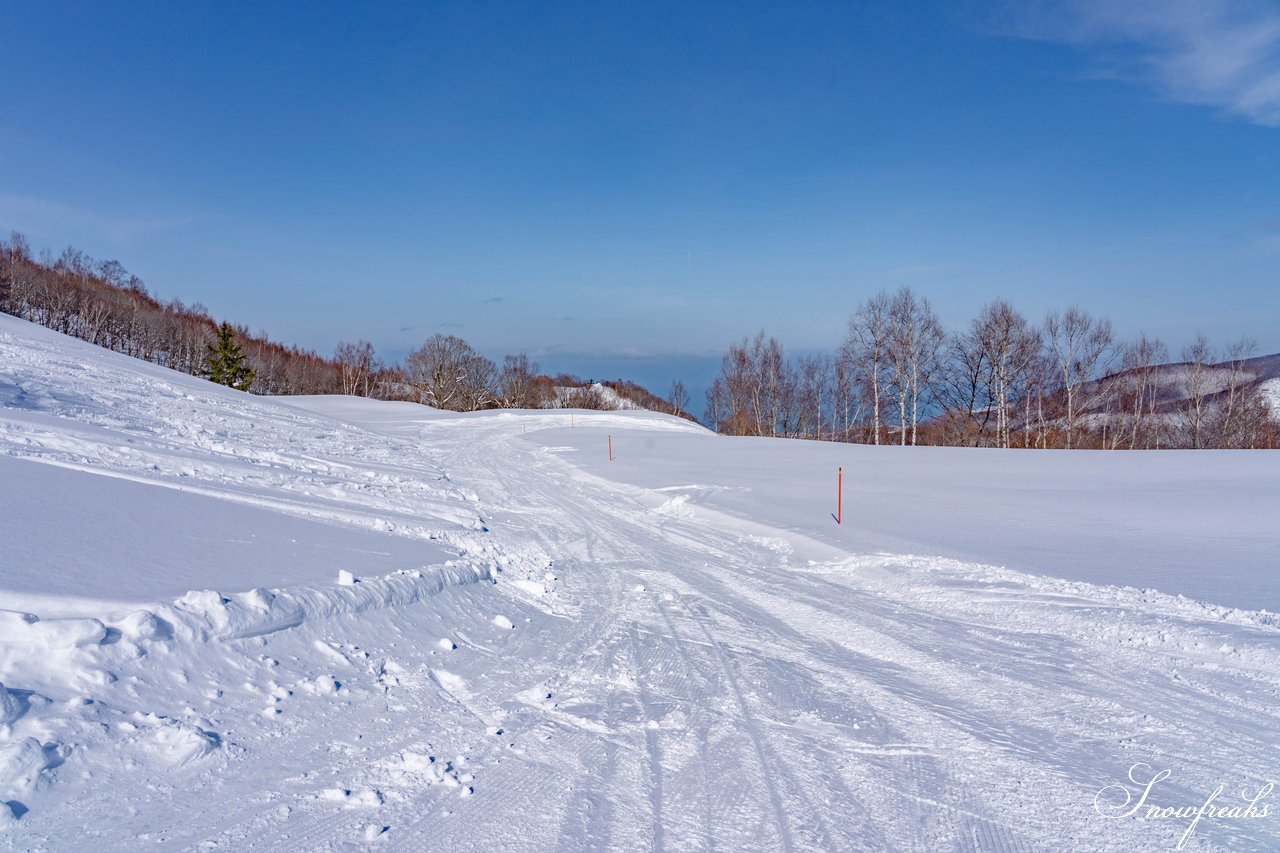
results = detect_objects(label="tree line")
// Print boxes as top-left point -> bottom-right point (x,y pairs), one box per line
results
0,232 -> 688,417
4,232 -> 1272,447
706,288 -> 1278,450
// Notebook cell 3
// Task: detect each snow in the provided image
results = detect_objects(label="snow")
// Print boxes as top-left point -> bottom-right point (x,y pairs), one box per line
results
1261,376 -> 1280,417
551,381 -> 645,410
542,429 -> 1280,613
2,311 -> 1279,851
0,454 -> 450,611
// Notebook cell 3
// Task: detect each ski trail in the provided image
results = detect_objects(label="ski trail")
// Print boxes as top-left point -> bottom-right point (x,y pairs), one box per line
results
627,624 -> 667,853
4,357 -> 1274,853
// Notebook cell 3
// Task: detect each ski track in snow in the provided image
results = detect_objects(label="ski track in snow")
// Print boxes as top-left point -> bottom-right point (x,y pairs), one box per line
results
1,313 -> 1278,851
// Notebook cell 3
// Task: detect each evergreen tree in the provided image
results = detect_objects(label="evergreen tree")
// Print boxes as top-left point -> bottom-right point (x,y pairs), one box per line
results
202,321 -> 255,391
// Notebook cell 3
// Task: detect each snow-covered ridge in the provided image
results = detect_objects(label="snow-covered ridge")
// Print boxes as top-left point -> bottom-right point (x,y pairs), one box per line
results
1260,376 -> 1280,417
549,381 -> 644,410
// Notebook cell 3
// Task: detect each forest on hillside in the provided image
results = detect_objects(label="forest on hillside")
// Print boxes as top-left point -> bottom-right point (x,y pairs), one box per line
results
0,232 -> 681,417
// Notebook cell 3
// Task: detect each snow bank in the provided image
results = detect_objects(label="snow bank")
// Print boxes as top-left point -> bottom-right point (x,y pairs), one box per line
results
159,564 -> 493,643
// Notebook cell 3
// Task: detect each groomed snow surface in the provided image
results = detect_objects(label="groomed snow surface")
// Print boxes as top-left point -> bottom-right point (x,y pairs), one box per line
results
2,311 -> 1278,852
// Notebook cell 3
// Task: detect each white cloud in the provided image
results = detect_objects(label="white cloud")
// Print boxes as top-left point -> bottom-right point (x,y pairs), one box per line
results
1013,0 -> 1280,126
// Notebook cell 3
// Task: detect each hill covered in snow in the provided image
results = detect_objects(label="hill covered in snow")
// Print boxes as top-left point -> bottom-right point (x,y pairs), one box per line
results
2,312 -> 1279,851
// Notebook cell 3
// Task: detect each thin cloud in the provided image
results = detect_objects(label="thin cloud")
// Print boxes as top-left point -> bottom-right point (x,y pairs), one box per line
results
528,345 -> 721,360
1238,214 -> 1280,253
1009,0 -> 1280,126
1241,214 -> 1280,234
886,263 -> 947,277
482,296 -> 504,303
0,192 -> 189,242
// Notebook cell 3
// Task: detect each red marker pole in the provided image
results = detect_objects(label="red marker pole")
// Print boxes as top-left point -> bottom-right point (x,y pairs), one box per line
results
836,467 -> 842,525
608,434 -> 613,461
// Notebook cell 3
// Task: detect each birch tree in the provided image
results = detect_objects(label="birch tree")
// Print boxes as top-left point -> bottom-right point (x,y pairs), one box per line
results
1043,307 -> 1115,449
886,288 -> 945,445
1119,335 -> 1168,449
334,340 -> 379,396
972,301 -> 1041,448
1180,334 -> 1215,449
842,292 -> 892,445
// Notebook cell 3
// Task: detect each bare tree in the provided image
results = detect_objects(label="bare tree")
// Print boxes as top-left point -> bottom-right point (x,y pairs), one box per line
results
705,341 -> 754,434
1043,307 -> 1115,449
1118,335 -> 1168,449
972,301 -> 1041,448
404,334 -> 497,411
1022,350 -> 1055,449
752,332 -> 791,436
703,376 -> 732,432
1213,336 -> 1257,448
497,353 -> 543,408
667,379 -> 689,415
562,383 -> 615,410
831,350 -> 864,442
461,352 -> 498,410
334,340 -> 379,396
842,292 -> 893,445
703,331 -> 796,436
885,288 -> 945,445
791,353 -> 832,439
1179,333 -> 1215,449
936,326 -> 995,446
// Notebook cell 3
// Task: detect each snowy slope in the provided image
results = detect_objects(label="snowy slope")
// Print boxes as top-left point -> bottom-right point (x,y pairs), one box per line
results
2,312 -> 1279,851
551,382 -> 646,410
1261,377 -> 1280,418
536,429 -> 1280,613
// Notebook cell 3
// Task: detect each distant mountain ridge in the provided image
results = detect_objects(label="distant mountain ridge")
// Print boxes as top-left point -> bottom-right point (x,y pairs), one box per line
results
1098,351 -> 1280,414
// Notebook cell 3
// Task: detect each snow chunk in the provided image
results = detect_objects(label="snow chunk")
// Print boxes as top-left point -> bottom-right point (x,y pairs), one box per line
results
0,610 -> 105,649
0,737 -> 62,795
321,788 -> 383,808
0,683 -> 24,728
430,669 -> 468,699
116,610 -> 171,643
493,615 -> 514,630
136,713 -> 221,765
654,494 -> 694,519
383,750 -> 475,792
337,570 -> 358,586
510,579 -> 546,596
312,675 -> 341,696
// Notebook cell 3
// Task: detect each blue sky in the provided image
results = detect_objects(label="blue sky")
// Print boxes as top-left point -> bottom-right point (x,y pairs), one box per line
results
3,0 -> 1279,401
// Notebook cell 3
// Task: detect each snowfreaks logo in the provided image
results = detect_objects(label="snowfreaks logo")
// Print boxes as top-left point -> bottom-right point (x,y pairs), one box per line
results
1094,763 -> 1273,849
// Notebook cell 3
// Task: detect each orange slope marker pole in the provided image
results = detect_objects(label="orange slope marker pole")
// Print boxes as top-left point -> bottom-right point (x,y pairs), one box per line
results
608,434 -> 613,461
837,467 -> 843,525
